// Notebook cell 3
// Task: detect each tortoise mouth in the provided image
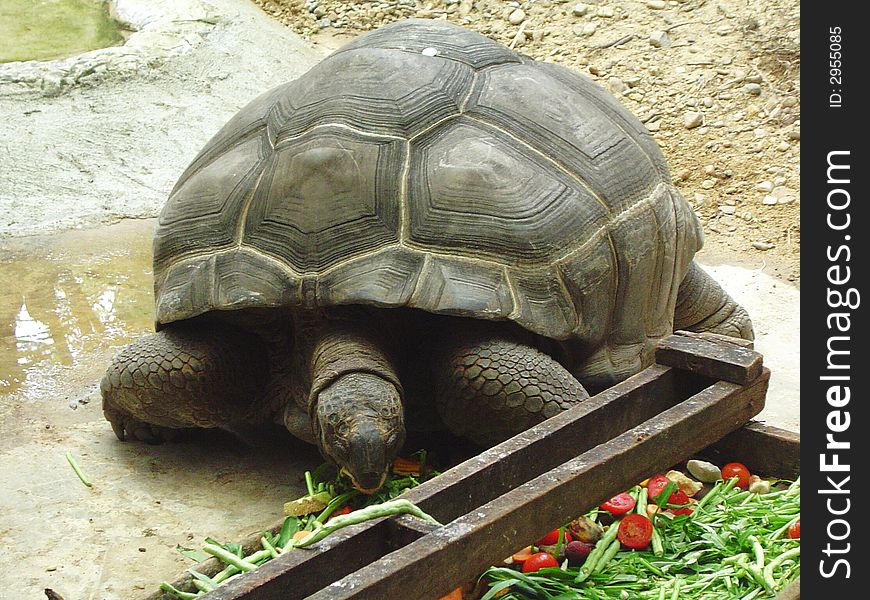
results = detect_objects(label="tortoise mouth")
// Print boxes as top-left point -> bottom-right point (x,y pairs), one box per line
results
341,467 -> 387,494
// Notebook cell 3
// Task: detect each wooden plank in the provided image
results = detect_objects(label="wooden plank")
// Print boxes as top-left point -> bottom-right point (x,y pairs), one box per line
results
701,421 -> 800,479
674,329 -> 755,349
309,369 -> 769,600
656,333 -> 763,385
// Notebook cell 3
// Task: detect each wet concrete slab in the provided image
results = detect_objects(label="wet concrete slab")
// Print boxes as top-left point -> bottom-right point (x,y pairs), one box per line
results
0,220 -> 320,599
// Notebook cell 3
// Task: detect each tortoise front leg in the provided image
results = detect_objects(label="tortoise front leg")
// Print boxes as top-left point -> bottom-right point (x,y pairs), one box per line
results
430,323 -> 589,447
100,323 -> 270,443
674,262 -> 755,341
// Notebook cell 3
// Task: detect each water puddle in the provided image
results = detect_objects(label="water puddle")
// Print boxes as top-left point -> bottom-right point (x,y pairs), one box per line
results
0,0 -> 128,64
0,219 -> 155,398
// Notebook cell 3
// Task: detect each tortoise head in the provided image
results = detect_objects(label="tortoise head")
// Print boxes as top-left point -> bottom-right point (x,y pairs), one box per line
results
313,373 -> 405,494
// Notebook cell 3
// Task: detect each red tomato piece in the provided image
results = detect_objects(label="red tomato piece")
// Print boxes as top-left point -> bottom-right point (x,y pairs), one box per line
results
536,528 -> 572,546
327,506 -> 353,521
788,520 -> 800,539
521,552 -> 559,573
721,462 -> 752,489
617,514 -> 654,549
666,490 -> 694,515
600,492 -> 637,516
646,474 -> 672,500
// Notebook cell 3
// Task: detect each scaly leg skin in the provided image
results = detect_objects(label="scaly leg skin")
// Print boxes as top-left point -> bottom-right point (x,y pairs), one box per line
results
431,324 -> 589,447
101,323 -> 270,443
674,262 -> 755,341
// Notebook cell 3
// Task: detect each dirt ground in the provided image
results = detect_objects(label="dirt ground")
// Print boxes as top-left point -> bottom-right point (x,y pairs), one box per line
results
255,0 -> 801,286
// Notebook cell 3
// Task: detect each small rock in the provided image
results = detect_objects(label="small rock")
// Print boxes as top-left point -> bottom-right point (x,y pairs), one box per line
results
773,176 -> 787,186
718,205 -> 736,214
676,168 -> 692,181
762,195 -> 778,205
752,241 -> 775,251
572,3 -> 589,16
757,181 -> 774,192
607,77 -> 628,95
776,140 -> 791,152
646,0 -> 667,8
703,165 -> 716,175
686,459 -> 721,483
683,111 -> 703,129
782,96 -> 799,107
771,185 -> 795,199
788,127 -> 801,140
649,30 -> 671,48
46,566 -> 58,572
701,179 -> 716,189
743,83 -> 762,95
702,97 -> 714,108
508,8 -> 526,25
580,22 -> 598,36
624,76 -> 642,88
597,6 -> 615,17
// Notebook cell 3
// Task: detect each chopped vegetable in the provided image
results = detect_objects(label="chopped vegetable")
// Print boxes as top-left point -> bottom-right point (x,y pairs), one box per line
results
721,462 -> 752,489
521,552 -> 559,573
617,514 -> 653,549
568,516 -> 603,544
510,546 -> 535,565
65,451 -> 93,488
788,520 -> 800,539
564,541 -> 594,566
536,528 -> 571,547
600,492 -> 636,516
645,474 -> 672,500
283,491 -> 332,516
665,469 -> 703,497
484,474 -> 800,599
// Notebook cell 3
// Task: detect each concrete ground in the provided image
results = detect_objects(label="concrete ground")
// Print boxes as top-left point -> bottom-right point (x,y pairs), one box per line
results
0,1 -> 799,598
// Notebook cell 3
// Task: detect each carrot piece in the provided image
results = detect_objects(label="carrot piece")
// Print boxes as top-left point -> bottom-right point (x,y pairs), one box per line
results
510,545 -> 535,564
392,456 -> 422,475
438,587 -> 463,600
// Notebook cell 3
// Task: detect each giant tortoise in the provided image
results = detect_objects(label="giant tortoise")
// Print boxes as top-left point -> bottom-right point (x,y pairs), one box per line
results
101,19 -> 753,493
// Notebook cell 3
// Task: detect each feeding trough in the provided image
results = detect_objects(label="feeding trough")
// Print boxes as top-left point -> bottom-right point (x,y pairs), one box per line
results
151,332 -> 798,599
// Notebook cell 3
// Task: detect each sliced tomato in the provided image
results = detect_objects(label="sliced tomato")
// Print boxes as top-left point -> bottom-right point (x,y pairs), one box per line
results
521,552 -> 559,573
788,520 -> 800,539
666,489 -> 694,515
600,492 -> 637,516
536,528 -> 572,547
646,474 -> 672,500
721,462 -> 752,489
327,505 -> 353,521
617,514 -> 654,549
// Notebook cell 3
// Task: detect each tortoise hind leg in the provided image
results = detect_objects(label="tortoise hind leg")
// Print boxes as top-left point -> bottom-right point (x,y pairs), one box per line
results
101,323 -> 270,443
430,323 -> 589,447
674,261 -> 755,341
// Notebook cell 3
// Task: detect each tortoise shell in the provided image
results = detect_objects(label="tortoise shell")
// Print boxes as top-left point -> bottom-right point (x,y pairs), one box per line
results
153,19 -> 702,380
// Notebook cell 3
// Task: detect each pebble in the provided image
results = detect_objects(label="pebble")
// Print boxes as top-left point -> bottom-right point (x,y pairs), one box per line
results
773,176 -> 787,186
580,22 -> 598,36
572,3 -> 589,16
782,96 -> 799,107
775,140 -> 791,152
646,0 -> 667,8
788,127 -> 801,140
675,168 -> 692,181
718,205 -> 736,214
597,6 -> 615,17
702,97 -> 714,108
607,77 -> 629,95
508,9 -> 526,25
701,179 -> 716,189
757,181 -> 773,193
752,241 -> 775,250
686,459 -> 721,483
762,195 -> 778,205
703,165 -> 716,175
743,83 -> 762,95
46,566 -> 57,572
649,30 -> 671,48
683,111 -> 703,129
